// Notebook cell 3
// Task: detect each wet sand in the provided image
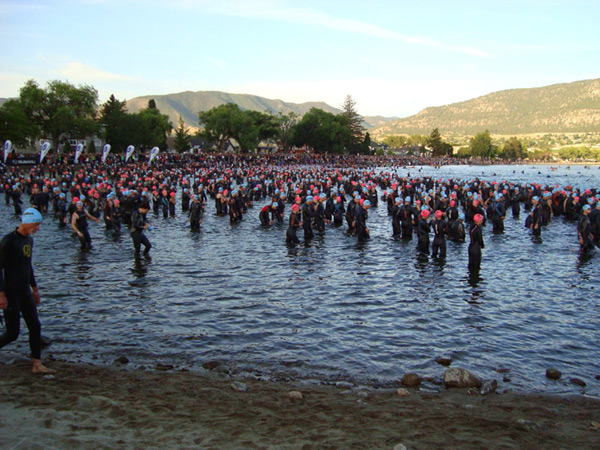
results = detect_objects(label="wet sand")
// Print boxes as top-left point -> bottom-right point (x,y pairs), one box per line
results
1,359 -> 600,449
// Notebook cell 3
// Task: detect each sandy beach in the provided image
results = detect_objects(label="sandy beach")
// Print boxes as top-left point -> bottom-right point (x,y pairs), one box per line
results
1,358 -> 600,450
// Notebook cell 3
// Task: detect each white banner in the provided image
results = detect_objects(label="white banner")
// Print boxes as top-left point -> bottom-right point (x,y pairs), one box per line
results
125,145 -> 135,162
149,146 -> 160,163
102,144 -> 111,163
74,143 -> 84,163
39,142 -> 51,163
4,140 -> 12,163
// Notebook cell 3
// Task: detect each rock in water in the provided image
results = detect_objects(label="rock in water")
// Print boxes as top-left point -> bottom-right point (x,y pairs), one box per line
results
444,368 -> 482,388
546,368 -> 562,380
115,356 -> 129,364
40,335 -> 52,348
480,379 -> 498,395
393,444 -> 407,450
401,373 -> 422,387
396,388 -> 410,397
202,360 -> 221,370
570,378 -> 586,387
436,357 -> 452,366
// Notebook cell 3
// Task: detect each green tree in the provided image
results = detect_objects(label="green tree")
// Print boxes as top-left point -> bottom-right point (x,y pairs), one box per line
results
19,79 -> 98,152
173,115 -> 192,153
137,104 -> 172,150
341,95 -> 365,152
427,128 -> 446,156
198,103 -> 259,152
500,136 -> 526,160
277,111 -> 298,152
469,130 -> 497,158
291,108 -> 352,154
361,132 -> 372,154
248,110 -> 280,143
383,135 -> 409,148
0,99 -> 39,147
99,94 -> 129,152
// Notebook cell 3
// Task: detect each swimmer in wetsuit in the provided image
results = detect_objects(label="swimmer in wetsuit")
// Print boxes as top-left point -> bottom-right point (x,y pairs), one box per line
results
0,208 -> 55,374
468,213 -> 485,270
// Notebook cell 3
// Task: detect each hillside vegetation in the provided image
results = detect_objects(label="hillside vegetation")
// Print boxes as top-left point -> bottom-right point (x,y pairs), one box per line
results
126,91 -> 393,131
371,78 -> 600,139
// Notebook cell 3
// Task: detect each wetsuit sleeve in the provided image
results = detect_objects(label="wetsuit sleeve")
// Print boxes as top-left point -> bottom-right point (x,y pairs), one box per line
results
30,264 -> 37,288
0,235 -> 7,291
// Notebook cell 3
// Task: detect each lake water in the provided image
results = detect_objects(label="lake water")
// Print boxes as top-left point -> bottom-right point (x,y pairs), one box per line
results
1,163 -> 599,395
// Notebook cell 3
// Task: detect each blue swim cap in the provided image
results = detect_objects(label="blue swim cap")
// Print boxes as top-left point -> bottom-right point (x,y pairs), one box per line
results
364,200 -> 371,206
272,202 -> 278,207
21,207 -> 42,224
582,204 -> 591,211
532,196 -> 540,202
588,197 -> 594,204
459,213 -> 465,220
59,193 -> 66,199
80,195 -> 86,201
405,196 -> 411,202
395,197 -> 402,203
306,196 -> 313,202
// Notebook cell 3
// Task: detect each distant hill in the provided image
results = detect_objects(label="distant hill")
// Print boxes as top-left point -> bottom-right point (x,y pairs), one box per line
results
370,78 -> 600,139
125,91 -> 394,131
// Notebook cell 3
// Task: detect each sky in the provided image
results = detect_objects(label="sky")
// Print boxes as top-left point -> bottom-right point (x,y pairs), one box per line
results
1,0 -> 599,118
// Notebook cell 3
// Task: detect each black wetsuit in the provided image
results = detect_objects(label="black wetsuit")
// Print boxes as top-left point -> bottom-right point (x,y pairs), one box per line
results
131,209 -> 151,254
400,204 -> 415,240
416,217 -> 430,254
431,218 -> 447,258
286,211 -> 301,244
468,224 -> 484,270
450,220 -> 466,243
73,209 -> 92,249
0,229 -> 42,359
189,201 -> 203,231
577,214 -> 594,253
302,202 -> 315,240
355,207 -> 369,242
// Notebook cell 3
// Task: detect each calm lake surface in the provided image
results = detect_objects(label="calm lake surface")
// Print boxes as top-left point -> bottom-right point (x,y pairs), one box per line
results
1,163 -> 599,395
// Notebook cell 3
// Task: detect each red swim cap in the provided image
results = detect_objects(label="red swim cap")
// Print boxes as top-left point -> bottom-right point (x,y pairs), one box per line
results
421,209 -> 430,218
474,214 -> 484,223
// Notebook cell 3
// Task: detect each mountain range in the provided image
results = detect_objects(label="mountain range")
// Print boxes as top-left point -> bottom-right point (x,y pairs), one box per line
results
369,78 -> 600,139
125,91 -> 394,131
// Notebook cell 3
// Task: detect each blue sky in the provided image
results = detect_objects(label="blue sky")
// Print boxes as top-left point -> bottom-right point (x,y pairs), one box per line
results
1,0 -> 599,117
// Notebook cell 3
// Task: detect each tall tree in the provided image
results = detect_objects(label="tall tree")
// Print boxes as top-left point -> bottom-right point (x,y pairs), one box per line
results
428,128 -> 445,156
99,94 -> 129,151
137,104 -> 172,150
469,130 -> 497,158
277,111 -> 298,152
500,136 -> 526,160
0,99 -> 39,147
173,115 -> 192,153
18,79 -> 98,152
341,95 -> 365,153
291,108 -> 352,154
198,103 -> 260,152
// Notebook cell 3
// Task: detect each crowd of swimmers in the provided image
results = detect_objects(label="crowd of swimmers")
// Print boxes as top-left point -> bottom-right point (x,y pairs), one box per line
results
1,153 -> 599,269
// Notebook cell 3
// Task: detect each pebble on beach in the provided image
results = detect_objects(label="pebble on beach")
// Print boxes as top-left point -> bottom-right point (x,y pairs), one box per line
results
202,361 -> 221,371
443,368 -> 482,389
115,356 -> 129,365
287,390 -> 303,400
546,368 -> 562,380
231,381 -> 248,392
396,388 -> 410,397
480,379 -> 498,395
570,378 -> 586,387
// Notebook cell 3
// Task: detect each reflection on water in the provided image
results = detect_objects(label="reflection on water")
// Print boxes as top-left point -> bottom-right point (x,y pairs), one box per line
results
0,164 -> 598,395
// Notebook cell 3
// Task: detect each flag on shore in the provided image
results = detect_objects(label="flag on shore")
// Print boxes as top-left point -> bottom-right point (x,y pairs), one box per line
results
149,146 -> 160,163
75,143 -> 84,163
40,142 -> 51,163
4,140 -> 12,163
125,145 -> 135,162
102,144 -> 111,163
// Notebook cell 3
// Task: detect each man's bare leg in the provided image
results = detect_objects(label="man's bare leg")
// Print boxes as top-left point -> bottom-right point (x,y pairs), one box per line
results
32,358 -> 56,374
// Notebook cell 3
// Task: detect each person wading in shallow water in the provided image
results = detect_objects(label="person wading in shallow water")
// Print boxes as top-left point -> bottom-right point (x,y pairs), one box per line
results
0,208 -> 55,373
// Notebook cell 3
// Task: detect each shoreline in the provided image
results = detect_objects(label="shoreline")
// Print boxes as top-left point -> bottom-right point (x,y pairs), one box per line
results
1,359 -> 599,449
